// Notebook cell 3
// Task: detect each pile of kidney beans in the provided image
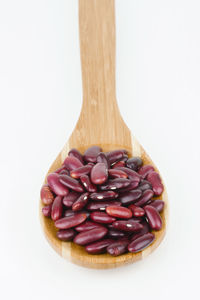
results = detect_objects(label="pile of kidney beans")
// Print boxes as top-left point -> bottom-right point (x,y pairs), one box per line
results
41,146 -> 164,256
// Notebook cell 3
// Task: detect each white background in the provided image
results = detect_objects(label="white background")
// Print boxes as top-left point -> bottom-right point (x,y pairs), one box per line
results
0,0 -> 199,299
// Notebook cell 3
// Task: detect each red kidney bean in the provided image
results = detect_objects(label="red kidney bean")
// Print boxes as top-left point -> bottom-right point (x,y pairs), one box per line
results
55,165 -> 67,174
90,211 -> 116,224
118,189 -> 142,205
63,192 -> 80,208
119,181 -> 140,192
112,220 -> 143,232
128,233 -> 155,253
89,191 -> 118,201
72,192 -> 89,211
147,171 -> 164,196
149,200 -> 165,212
99,178 -> 131,190
59,170 -> 69,176
70,164 -> 93,179
128,204 -> 145,217
63,156 -> 83,171
40,184 -> 54,205
107,238 -> 129,256
108,169 -> 128,179
51,196 -> 63,221
96,152 -> 110,169
83,146 -> 102,163
112,161 -> 125,169
108,230 -> 127,239
106,150 -> 128,165
126,157 -> 143,171
90,163 -> 108,185
144,205 -> 162,230
85,239 -> 114,254
63,209 -> 90,218
55,213 -> 87,229
68,148 -> 84,164
42,203 -> 52,217
56,229 -> 76,241
74,227 -> 108,245
75,221 -> 103,232
59,174 -> 84,192
130,221 -> 150,242
138,179 -> 152,192
47,173 -> 69,196
86,200 -> 121,211
134,189 -> 154,207
138,165 -> 154,179
115,167 -> 141,183
80,175 -> 97,192
106,206 -> 132,219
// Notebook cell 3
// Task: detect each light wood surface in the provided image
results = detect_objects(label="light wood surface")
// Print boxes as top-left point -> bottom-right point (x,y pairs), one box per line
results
39,0 -> 168,269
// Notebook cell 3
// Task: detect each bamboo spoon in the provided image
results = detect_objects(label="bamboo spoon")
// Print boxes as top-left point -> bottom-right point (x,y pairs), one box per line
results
39,0 -> 168,269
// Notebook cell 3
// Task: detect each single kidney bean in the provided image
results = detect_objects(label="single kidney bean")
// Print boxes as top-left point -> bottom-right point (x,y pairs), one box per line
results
99,178 -> 131,190
56,229 -> 76,241
106,206 -> 132,219
112,161 -> 125,169
126,157 -> 143,171
96,152 -> 110,169
108,169 -> 128,179
59,170 -> 69,176
68,148 -> 84,164
115,167 -> 141,183
130,221 -> 150,242
138,165 -> 154,179
128,204 -> 145,217
90,211 -> 116,224
107,238 -> 129,256
63,209 -> 90,218
63,191 -> 80,208
74,226 -> 108,245
147,171 -> 164,196
86,200 -> 121,211
47,173 -> 69,196
90,163 -> 108,185
138,179 -> 152,192
108,229 -> 127,239
75,221 -> 103,232
42,203 -> 52,217
51,196 -> 63,221
55,213 -> 87,229
40,184 -> 54,205
149,200 -> 165,212
80,175 -> 97,192
63,156 -> 83,171
118,189 -> 142,205
70,164 -> 93,179
85,239 -> 114,254
128,233 -> 155,253
144,205 -> 162,230
59,174 -> 84,192
72,192 -> 89,211
112,220 -> 143,232
89,191 -> 118,201
119,181 -> 140,192
134,189 -> 154,207
83,146 -> 102,163
106,149 -> 128,165
54,165 -> 67,174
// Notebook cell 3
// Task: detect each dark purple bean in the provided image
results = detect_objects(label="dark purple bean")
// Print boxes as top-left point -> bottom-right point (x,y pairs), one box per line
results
83,146 -> 102,163
56,229 -> 76,241
130,221 -> 150,242
59,174 -> 84,193
144,205 -> 162,230
106,206 -> 132,219
55,213 -> 87,229
63,191 -> 80,208
74,227 -> 108,245
147,171 -> 164,196
63,209 -> 90,218
54,165 -> 67,174
126,157 -> 143,171
90,163 -> 108,185
99,178 -> 131,191
80,175 -> 97,192
138,165 -> 154,179
75,221 -> 103,232
106,150 -> 128,165
63,156 -> 83,171
70,164 -> 93,179
134,189 -> 154,207
112,161 -> 125,169
40,184 -> 54,205
108,169 -> 128,179
96,152 -> 110,169
107,238 -> 129,256
72,192 -> 89,211
86,200 -> 121,211
51,196 -> 63,221
112,220 -> 143,232
115,167 -> 140,183
119,181 -> 140,192
42,203 -> 52,217
128,233 -> 155,253
148,200 -> 165,212
47,173 -> 69,196
90,211 -> 116,224
138,179 -> 152,192
68,148 -> 84,164
89,191 -> 118,201
118,189 -> 142,205
128,204 -> 145,217
85,239 -> 114,254
59,170 -> 69,176
108,230 -> 127,239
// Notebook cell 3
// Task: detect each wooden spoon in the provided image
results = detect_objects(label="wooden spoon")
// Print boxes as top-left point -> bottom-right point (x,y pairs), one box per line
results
39,0 -> 168,269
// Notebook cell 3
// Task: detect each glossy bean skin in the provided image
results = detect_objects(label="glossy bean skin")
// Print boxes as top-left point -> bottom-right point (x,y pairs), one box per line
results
80,175 -> 97,192
138,165 -> 154,179
89,191 -> 118,201
144,205 -> 162,230
96,152 -> 110,169
99,178 -> 131,191
107,238 -> 129,256
86,200 -> 121,211
119,181 -> 140,192
112,220 -> 143,232
148,200 -> 165,212
73,226 -> 108,245
106,150 -> 128,165
85,239 -> 114,254
55,213 -> 87,229
128,233 -> 155,253
42,203 -> 52,217
83,146 -> 102,163
63,209 -> 90,218
106,206 -> 132,219
134,189 -> 154,207
51,196 -> 63,221
63,191 -> 80,207
59,170 -> 69,176
138,179 -> 152,192
54,165 -> 67,174
90,163 -> 108,185
118,189 -> 142,205
108,230 -> 127,239
40,184 -> 54,205
72,192 -> 89,211
147,171 -> 164,196
59,174 -> 84,193
112,161 -> 125,169
56,229 -> 76,241
126,157 -> 143,171
63,156 -> 83,171
128,204 -> 145,217
116,167 -> 140,183
75,221 -> 103,232
68,148 -> 84,164
90,211 -> 116,224
130,221 -> 150,242
108,169 -> 128,179
70,165 -> 93,179
47,173 -> 69,196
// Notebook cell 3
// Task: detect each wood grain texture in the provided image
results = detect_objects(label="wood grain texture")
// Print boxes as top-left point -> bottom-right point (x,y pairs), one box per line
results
39,0 -> 168,269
